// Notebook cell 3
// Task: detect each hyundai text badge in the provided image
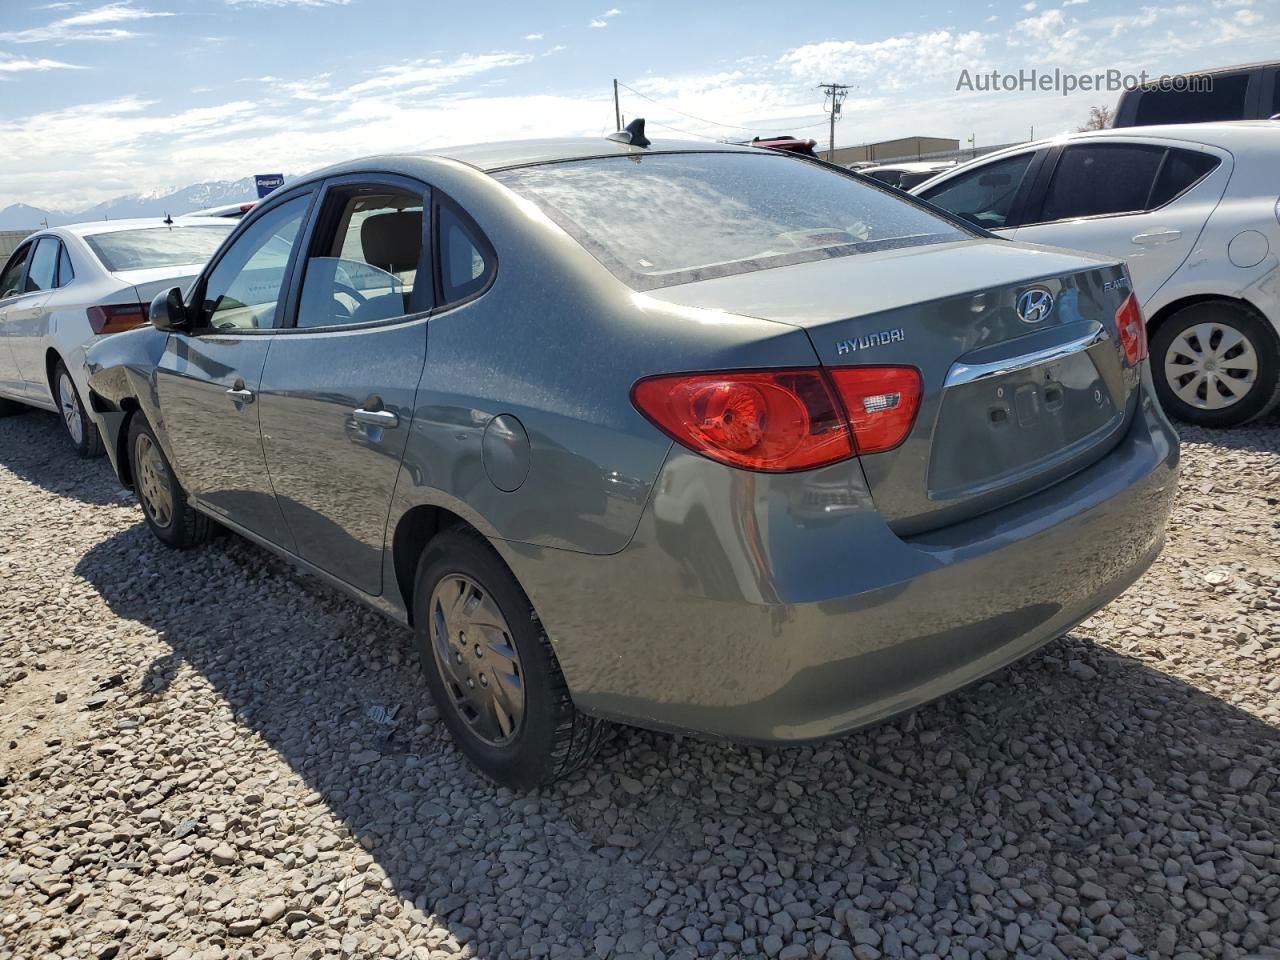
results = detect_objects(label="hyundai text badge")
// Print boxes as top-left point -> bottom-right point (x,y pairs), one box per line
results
1016,287 -> 1054,324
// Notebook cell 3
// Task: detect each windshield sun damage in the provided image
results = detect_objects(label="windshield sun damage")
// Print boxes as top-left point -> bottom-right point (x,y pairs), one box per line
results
493,152 -> 971,290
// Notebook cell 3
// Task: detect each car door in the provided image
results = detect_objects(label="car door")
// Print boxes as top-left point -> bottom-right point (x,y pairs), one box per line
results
1012,141 -> 1228,305
5,237 -> 57,401
154,190 -> 315,548
0,242 -> 33,398
913,149 -> 1043,236
256,175 -> 433,595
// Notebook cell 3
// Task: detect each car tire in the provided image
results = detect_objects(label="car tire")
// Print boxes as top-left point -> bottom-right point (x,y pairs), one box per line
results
52,359 -> 103,458
413,527 -> 608,788
127,414 -> 211,549
1150,301 -> 1280,427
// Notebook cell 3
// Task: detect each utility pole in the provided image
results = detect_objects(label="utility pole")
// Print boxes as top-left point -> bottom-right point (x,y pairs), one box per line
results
817,82 -> 848,161
967,132 -> 976,158
613,79 -> 621,131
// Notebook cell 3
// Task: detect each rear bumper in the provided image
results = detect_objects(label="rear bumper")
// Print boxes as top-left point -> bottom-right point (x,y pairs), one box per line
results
494,370 -> 1180,743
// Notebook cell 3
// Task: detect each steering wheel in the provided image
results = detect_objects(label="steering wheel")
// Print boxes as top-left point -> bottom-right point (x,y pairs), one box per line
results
332,281 -> 368,307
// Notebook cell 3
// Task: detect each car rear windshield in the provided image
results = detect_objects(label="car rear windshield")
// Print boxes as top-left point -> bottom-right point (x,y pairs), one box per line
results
85,224 -> 235,273
493,152 -> 971,290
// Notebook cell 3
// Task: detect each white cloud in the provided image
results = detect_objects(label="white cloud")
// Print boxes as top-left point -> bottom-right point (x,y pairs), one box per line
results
1234,7 -> 1262,23
589,18 -> 608,27
590,8 -> 621,27
1022,1 -> 1037,9
0,2 -> 171,43
985,14 -> 999,22
1012,8 -> 1082,59
1062,0 -> 1088,6
0,54 -> 86,71
523,32 -> 543,40
780,30 -> 989,89
603,7 -> 621,14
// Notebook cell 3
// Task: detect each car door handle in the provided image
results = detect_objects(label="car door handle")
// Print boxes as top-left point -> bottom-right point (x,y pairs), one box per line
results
226,387 -> 255,403
1132,229 -> 1182,246
352,408 -> 399,428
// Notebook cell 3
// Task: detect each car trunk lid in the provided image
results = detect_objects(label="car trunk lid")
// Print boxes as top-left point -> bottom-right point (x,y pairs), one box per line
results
648,238 -> 1141,533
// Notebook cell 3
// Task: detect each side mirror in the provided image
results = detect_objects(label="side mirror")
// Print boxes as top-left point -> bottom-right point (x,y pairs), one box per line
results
149,287 -> 187,331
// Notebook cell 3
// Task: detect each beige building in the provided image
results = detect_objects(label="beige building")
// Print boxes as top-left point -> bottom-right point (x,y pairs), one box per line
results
824,136 -> 960,165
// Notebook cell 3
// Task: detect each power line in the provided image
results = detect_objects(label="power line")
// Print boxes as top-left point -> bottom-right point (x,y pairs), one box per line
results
615,80 -> 827,135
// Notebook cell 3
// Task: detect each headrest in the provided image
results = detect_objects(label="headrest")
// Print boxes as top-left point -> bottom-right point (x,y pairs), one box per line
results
360,210 -> 422,273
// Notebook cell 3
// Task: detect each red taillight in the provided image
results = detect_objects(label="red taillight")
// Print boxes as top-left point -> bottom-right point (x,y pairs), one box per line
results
828,366 -> 922,454
87,303 -> 147,335
632,369 -> 853,472
239,202 -> 255,213
631,365 -> 923,472
1115,292 -> 1148,366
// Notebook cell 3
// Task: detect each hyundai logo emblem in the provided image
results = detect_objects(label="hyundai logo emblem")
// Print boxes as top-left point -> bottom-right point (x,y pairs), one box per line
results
1016,287 -> 1054,324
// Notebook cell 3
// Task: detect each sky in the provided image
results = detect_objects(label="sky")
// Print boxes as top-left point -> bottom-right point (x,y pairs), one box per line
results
0,0 -> 1278,210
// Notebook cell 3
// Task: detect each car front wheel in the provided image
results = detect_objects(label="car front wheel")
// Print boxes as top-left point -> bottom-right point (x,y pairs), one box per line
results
128,414 -> 211,549
53,360 -> 103,458
413,528 -> 608,788
1150,301 -> 1280,427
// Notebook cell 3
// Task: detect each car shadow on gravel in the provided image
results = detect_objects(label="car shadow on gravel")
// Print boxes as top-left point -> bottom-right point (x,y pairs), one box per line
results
1178,408 -> 1280,454
0,410 -> 128,506
73,518 -> 1280,958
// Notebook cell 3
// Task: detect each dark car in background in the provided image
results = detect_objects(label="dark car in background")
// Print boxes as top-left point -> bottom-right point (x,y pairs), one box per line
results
1114,61 -> 1280,127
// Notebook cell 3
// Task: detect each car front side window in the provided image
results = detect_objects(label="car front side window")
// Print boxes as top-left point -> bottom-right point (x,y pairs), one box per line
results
0,244 -> 30,300
201,195 -> 310,331
918,153 -> 1034,230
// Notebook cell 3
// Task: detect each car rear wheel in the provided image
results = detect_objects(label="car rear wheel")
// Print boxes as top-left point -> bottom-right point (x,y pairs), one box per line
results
53,360 -> 103,458
413,527 -> 608,788
128,414 -> 211,549
1150,301 -> 1280,427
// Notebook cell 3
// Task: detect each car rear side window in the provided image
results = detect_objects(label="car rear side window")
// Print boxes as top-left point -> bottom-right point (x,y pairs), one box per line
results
1134,74 -> 1250,125
296,186 -> 426,329
85,224 -> 234,273
1149,149 -> 1220,207
0,244 -> 29,299
918,152 -> 1034,230
25,237 -> 58,292
1039,144 -> 1165,222
494,152 -> 969,291
436,203 -> 491,304
57,244 -> 74,286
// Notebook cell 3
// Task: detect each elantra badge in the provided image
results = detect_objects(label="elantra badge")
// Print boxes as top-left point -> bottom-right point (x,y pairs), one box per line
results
1016,287 -> 1054,324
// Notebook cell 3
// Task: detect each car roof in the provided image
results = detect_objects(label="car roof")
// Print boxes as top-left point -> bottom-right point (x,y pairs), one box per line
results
50,216 -> 235,238
305,136 -> 761,181
864,161 -> 956,173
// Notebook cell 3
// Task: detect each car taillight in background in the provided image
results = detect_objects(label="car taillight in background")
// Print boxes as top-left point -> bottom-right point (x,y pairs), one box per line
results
1115,292 -> 1148,366
631,365 -> 922,472
87,303 -> 148,335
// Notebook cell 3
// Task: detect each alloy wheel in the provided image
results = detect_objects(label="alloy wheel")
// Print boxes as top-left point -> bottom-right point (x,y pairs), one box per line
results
1163,321 -> 1258,411
134,433 -> 174,529
428,573 -> 526,746
58,372 -> 83,446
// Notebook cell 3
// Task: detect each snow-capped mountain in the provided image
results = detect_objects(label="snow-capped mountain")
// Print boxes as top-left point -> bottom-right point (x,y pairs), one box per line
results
0,176 -> 272,231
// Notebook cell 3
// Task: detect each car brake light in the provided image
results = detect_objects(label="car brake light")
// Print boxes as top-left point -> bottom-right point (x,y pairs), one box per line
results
632,369 -> 853,471
1115,292 -> 1148,366
631,365 -> 923,471
87,303 -> 147,335
827,366 -> 922,454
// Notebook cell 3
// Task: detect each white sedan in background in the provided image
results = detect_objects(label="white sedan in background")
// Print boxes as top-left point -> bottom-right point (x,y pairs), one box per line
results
0,217 -> 234,455
913,121 -> 1280,426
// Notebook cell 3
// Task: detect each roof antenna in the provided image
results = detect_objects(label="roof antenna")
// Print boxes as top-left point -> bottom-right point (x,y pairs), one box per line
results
607,117 -> 650,148
163,211 -> 174,225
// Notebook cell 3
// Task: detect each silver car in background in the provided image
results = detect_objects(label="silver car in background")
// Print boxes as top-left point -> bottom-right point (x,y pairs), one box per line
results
0,218 -> 234,455
85,133 -> 1180,788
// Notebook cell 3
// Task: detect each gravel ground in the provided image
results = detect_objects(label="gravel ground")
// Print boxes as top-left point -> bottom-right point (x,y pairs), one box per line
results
1,408 -> 1278,960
